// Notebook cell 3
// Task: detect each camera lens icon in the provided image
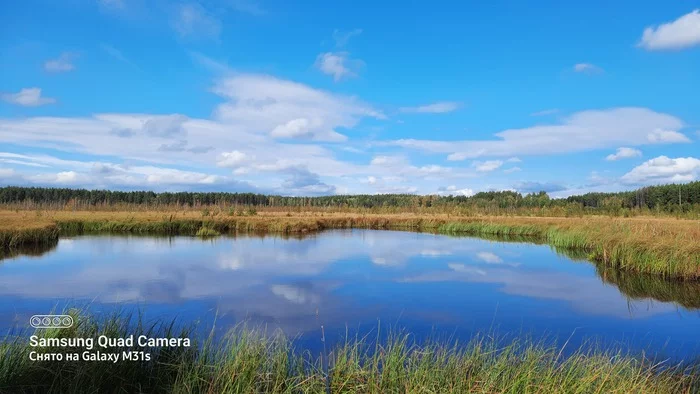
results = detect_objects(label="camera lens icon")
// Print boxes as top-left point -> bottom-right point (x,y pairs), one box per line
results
30,315 -> 74,329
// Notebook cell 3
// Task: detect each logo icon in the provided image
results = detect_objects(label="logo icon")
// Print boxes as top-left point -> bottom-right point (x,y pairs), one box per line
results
30,315 -> 73,329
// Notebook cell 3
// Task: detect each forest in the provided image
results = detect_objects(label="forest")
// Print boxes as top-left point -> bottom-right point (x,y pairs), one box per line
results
0,181 -> 698,215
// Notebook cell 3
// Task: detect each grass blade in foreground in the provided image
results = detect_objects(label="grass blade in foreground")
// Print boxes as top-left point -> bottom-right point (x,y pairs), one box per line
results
1,311 -> 698,393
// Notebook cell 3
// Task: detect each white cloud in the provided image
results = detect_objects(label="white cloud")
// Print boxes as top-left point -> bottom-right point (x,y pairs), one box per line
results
476,252 -> 503,264
606,147 -> 642,161
621,156 -> 700,185
370,155 -> 405,166
217,150 -> 249,168
143,114 -> 189,138
388,108 -> 687,159
0,168 -> 19,179
171,3 -> 221,39
315,52 -> 361,81
332,28 -> 362,47
213,73 -> 383,142
647,129 -> 690,143
573,63 -> 603,74
0,73 -> 396,194
503,167 -> 521,174
1,88 -> 56,107
638,9 -> 700,50
44,52 -> 77,73
399,102 -> 460,114
270,118 -> 345,141
506,157 -> 521,163
473,160 -> 503,172
437,185 -> 474,196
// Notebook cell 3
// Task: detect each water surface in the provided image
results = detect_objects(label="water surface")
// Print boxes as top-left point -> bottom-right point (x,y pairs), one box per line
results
1,230 -> 699,359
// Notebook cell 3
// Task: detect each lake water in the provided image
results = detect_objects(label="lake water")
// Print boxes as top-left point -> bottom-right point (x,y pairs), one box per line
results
1,230 -> 699,360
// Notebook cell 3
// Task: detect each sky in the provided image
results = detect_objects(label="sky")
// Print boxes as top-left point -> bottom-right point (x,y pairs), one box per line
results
1,0 -> 699,197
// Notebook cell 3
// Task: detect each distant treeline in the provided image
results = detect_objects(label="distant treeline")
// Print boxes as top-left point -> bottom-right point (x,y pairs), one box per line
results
0,182 -> 698,214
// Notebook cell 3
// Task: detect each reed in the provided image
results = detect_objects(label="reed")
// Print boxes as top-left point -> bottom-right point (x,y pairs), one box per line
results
1,311 -> 697,393
1,209 -> 698,279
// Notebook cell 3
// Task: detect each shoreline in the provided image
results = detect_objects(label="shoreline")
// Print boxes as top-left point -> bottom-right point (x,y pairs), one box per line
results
1,210 -> 699,279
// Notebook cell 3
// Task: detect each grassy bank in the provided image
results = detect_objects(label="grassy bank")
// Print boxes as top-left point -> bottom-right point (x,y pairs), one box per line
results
1,210 -> 698,279
1,311 -> 698,393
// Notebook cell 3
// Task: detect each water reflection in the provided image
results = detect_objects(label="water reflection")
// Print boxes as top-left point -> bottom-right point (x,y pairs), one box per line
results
0,230 -> 698,358
0,240 -> 58,261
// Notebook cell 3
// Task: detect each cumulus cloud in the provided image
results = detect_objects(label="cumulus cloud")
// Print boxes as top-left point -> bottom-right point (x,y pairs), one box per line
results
0,73 -> 393,193
399,102 -> 460,114
621,156 -> 700,185
473,160 -> 503,172
573,63 -> 603,74
388,107 -> 687,159
1,88 -> 56,107
638,9 -> 700,50
271,118 -> 335,140
647,129 -> 690,143
503,167 -> 521,174
212,73 -> 383,141
370,155 -> 406,166
0,151 -> 252,191
217,150 -> 249,168
437,185 -> 475,196
315,52 -> 362,81
606,147 -> 642,161
44,52 -> 77,73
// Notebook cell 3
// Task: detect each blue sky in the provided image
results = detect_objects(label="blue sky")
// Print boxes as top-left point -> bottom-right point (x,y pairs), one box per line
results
1,0 -> 699,197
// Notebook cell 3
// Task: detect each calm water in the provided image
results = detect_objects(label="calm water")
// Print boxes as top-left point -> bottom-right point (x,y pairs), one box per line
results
1,230 -> 699,359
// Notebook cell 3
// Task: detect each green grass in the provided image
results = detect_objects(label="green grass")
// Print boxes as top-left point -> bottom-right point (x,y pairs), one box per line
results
1,311 -> 698,393
195,226 -> 221,237
0,224 -> 59,256
437,221 -> 700,280
1,211 -> 699,279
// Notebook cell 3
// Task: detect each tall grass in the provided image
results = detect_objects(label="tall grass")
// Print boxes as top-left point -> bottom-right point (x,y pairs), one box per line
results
1,209 -> 698,279
438,220 -> 700,279
1,311 -> 698,393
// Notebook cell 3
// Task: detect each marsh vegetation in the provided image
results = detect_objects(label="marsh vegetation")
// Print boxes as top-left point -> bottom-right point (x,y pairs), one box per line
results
1,310 -> 698,393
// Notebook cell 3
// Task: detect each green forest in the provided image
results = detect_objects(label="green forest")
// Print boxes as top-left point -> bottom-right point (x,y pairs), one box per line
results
1,182 -> 699,215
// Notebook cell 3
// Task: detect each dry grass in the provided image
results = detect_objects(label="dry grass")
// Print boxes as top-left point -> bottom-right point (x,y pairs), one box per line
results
1,209 -> 699,278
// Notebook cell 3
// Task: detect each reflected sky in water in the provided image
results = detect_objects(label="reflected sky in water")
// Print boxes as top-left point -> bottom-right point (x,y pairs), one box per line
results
1,230 -> 699,359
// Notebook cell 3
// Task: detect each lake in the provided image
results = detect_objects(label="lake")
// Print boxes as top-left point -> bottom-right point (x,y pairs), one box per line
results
1,229 -> 699,360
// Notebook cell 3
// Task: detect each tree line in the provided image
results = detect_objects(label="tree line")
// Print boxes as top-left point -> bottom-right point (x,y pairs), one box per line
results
0,182 -> 698,214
